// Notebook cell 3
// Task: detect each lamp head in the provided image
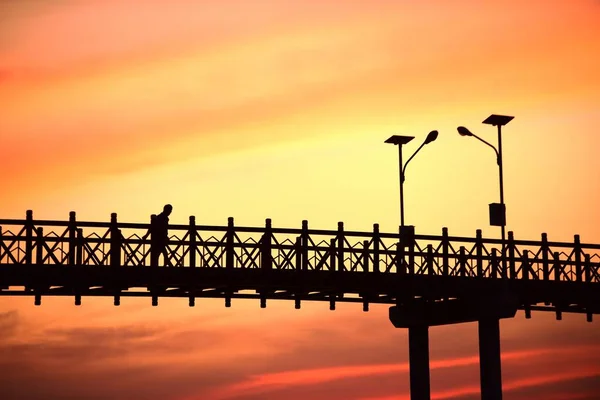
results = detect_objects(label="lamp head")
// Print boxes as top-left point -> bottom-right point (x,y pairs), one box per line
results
424,130 -> 438,144
483,114 -> 514,127
457,126 -> 473,137
385,135 -> 414,145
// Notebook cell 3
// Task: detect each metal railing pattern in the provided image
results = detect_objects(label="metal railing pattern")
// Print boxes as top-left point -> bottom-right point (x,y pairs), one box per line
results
1,212 -> 599,283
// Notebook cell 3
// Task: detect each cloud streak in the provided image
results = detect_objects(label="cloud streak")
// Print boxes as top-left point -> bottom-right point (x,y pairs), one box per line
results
190,346 -> 600,400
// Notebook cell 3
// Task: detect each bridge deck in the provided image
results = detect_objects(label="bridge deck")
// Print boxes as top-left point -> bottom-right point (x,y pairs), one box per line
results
1,211 -> 599,318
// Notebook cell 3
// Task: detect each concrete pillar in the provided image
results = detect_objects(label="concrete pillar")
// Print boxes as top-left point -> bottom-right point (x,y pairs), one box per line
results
409,325 -> 431,400
479,318 -> 503,400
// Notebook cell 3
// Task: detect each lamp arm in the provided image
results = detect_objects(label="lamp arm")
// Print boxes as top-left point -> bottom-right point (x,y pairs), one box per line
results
472,134 -> 500,165
401,141 -> 426,183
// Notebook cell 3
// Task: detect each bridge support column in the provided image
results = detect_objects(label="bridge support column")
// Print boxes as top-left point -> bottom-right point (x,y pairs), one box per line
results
479,318 -> 503,400
408,325 -> 430,400
390,294 -> 517,400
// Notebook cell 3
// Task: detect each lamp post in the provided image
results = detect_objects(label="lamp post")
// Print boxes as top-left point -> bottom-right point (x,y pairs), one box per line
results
385,130 -> 438,227
457,114 -> 513,243
385,130 -> 438,400
458,114 -> 514,400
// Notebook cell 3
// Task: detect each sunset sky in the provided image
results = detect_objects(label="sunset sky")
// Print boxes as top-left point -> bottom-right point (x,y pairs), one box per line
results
1,0 -> 600,399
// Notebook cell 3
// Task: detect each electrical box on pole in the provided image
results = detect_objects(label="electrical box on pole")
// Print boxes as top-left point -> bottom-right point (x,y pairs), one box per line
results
400,225 -> 415,247
489,203 -> 506,227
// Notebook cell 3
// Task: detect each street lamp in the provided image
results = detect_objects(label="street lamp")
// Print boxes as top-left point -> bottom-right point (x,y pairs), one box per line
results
385,130 -> 439,227
457,114 -> 513,243
386,130 -> 438,400
458,114 -> 514,400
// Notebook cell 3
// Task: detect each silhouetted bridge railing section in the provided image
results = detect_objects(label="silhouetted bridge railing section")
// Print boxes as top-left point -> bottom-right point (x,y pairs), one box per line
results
1,211 -> 599,319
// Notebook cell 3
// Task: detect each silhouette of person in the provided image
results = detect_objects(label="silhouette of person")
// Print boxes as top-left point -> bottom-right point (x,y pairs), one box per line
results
145,204 -> 173,267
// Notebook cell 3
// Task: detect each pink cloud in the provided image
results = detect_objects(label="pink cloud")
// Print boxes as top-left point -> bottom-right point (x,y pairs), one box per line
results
361,368 -> 600,400
190,346 -> 600,400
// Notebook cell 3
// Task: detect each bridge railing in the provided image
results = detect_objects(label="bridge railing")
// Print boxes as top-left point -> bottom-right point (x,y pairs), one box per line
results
1,211 -> 599,284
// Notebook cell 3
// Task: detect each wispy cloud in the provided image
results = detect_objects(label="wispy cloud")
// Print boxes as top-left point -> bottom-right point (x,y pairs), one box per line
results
194,346 -> 600,400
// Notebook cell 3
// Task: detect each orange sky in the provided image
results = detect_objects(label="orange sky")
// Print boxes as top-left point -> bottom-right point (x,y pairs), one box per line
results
1,1 -> 600,399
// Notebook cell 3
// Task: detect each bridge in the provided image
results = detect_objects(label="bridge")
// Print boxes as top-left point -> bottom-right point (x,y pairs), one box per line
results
1,210 -> 600,400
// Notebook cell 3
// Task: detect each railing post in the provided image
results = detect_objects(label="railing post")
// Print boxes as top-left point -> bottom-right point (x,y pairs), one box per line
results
302,220 -> 309,271
373,223 -> 380,273
262,218 -> 272,270
585,254 -> 593,323
189,216 -> 197,268
25,210 -> 33,265
508,231 -> 516,279
337,222 -> 344,272
459,246 -> 466,277
584,254 -> 591,283
295,237 -> 302,271
553,251 -> 561,282
407,227 -> 415,275
0,226 -> 3,263
476,229 -> 483,278
76,228 -> 84,265
442,227 -> 449,276
149,214 -> 157,267
522,250 -> 529,281
363,240 -> 369,273
110,213 -> 121,267
329,238 -> 336,272
226,217 -> 234,269
68,211 -> 77,266
426,244 -> 434,275
35,227 -> 44,265
397,241 -> 405,275
541,233 -> 549,281
574,234 -> 582,282
491,249 -> 498,279
295,234 -> 305,302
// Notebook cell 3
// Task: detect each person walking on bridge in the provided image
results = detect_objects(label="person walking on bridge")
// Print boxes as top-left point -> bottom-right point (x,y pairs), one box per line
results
144,204 -> 173,267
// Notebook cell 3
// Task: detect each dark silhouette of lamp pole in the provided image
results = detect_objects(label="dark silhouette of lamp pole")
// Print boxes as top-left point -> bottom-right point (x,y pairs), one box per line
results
385,130 -> 438,400
458,114 -> 514,400
457,115 -> 513,243
385,130 -> 439,227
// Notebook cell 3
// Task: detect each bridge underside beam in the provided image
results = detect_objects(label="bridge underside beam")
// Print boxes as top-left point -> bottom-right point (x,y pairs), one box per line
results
388,295 -> 518,328
1,266 -> 599,319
